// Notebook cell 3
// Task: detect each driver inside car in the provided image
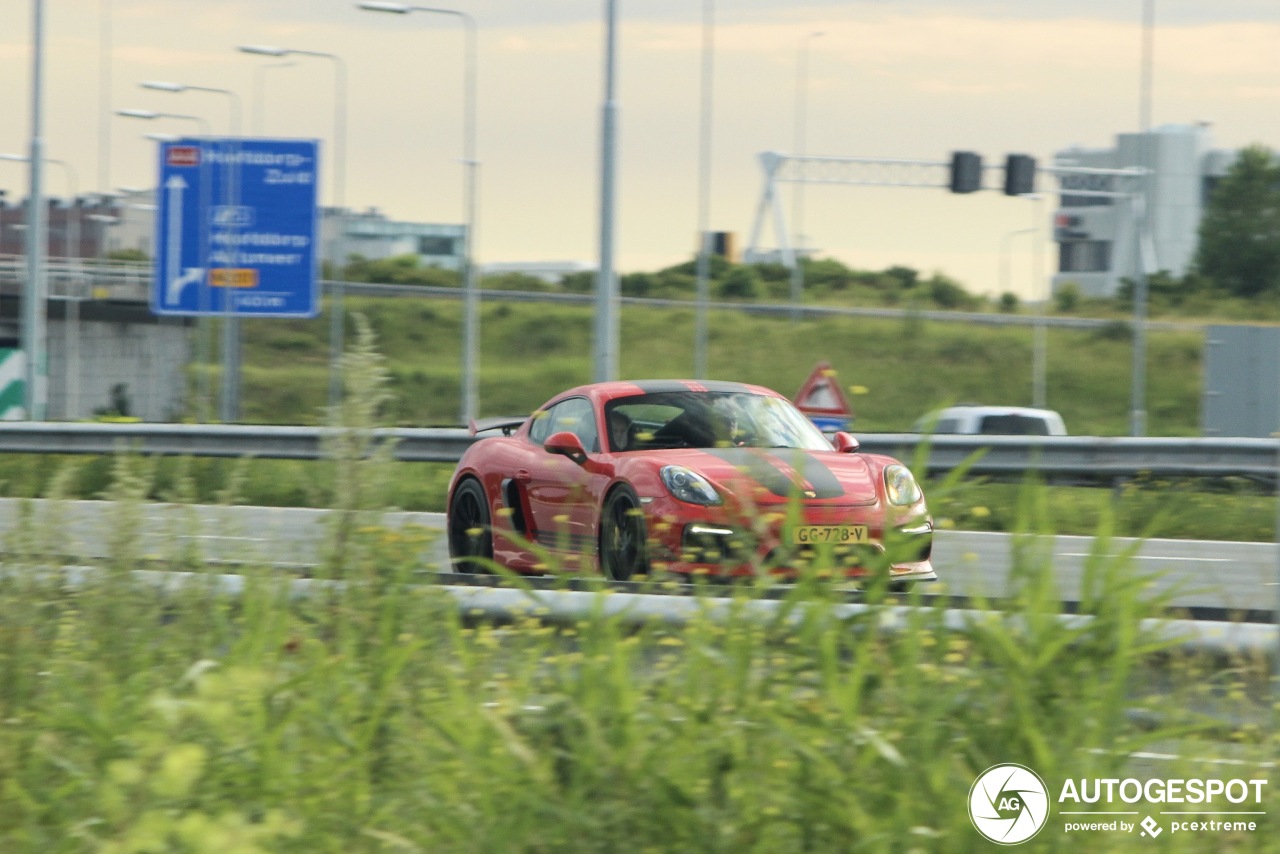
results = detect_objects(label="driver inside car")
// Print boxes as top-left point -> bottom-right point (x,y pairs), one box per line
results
608,409 -> 633,452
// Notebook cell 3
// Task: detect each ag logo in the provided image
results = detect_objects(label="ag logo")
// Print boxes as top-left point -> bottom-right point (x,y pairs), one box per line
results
969,764 -> 1050,845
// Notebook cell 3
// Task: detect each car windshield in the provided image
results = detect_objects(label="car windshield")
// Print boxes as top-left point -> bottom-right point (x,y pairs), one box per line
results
978,414 -> 1052,435
604,391 -> 833,452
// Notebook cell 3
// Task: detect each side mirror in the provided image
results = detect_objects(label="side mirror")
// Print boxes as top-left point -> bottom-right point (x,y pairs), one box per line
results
832,431 -> 860,453
544,430 -> 588,464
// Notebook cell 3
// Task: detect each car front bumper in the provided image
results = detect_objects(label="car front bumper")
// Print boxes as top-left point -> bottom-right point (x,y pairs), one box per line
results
642,499 -> 936,582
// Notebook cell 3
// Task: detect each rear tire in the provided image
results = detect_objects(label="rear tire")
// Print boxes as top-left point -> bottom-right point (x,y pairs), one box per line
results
599,486 -> 648,581
448,478 -> 492,573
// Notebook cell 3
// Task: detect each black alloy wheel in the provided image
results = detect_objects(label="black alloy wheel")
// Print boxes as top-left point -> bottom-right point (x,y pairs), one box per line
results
448,478 -> 492,573
600,486 -> 648,581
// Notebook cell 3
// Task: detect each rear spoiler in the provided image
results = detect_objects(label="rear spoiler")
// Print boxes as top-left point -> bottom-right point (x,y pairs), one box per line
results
468,416 -> 527,437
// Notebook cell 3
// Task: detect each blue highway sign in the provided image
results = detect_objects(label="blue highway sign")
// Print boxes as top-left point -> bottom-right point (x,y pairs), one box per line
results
153,138 -> 320,317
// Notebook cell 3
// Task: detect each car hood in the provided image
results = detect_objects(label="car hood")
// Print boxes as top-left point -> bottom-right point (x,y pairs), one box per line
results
649,447 -> 879,505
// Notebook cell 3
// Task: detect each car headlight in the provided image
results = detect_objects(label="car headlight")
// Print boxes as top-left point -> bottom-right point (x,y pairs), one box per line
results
660,465 -> 722,506
884,464 -> 923,506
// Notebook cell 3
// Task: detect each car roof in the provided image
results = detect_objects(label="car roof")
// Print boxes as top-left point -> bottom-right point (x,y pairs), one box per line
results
548,379 -> 781,405
914,404 -> 1068,435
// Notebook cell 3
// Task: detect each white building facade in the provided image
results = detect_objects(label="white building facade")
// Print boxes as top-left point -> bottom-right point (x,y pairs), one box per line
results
1052,123 -> 1236,297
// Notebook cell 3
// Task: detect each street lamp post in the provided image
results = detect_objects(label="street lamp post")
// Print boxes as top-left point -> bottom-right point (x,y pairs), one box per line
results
140,81 -> 245,423
98,0 -> 113,202
252,61 -> 295,136
693,0 -> 715,379
1132,0 -> 1155,438
1000,227 -> 1038,404
118,108 -> 214,419
595,0 -> 620,382
998,226 -> 1035,298
356,2 -> 482,423
1,152 -> 80,419
789,30 -> 823,320
238,45 -> 347,411
1030,193 -> 1048,409
25,0 -> 49,421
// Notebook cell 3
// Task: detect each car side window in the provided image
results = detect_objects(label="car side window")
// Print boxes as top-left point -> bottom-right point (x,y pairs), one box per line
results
529,397 -> 600,452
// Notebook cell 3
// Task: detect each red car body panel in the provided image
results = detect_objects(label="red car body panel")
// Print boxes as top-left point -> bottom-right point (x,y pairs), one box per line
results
447,380 -> 936,582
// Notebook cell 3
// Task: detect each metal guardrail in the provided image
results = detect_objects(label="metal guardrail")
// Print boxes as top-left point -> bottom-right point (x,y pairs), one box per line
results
860,433 -> 1280,481
47,567 -> 1277,659
0,253 -> 151,301
0,422 -> 468,463
0,422 -> 1276,481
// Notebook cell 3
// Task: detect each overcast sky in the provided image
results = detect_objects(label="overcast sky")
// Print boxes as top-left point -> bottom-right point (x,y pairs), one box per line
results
3,1 -> 1280,298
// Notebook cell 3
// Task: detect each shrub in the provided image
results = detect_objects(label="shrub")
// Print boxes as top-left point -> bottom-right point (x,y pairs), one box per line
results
718,265 -> 762,300
1054,282 -> 1081,313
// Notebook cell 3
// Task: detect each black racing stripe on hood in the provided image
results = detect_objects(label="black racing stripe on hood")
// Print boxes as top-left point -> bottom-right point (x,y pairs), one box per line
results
701,448 -> 846,499
629,379 -> 755,395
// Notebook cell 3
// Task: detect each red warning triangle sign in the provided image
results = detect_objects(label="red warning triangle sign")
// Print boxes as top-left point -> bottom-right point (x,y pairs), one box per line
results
793,362 -> 854,419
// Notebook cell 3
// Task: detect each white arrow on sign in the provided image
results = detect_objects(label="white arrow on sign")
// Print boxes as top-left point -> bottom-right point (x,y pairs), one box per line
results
167,267 -> 204,305
164,174 -> 204,305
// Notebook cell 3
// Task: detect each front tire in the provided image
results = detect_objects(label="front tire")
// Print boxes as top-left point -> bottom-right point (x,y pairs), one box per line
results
448,478 -> 492,573
599,485 -> 648,581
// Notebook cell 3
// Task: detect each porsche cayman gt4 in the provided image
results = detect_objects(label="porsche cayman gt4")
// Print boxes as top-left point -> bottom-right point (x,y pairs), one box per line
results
447,380 -> 935,584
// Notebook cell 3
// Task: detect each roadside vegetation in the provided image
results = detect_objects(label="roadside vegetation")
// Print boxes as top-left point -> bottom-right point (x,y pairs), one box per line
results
0,324 -> 1273,851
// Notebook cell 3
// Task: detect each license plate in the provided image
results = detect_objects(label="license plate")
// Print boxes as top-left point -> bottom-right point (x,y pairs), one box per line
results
792,525 -> 869,545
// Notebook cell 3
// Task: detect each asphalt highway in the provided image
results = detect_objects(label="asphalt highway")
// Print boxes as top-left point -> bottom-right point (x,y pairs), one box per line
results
1,499 -> 1274,617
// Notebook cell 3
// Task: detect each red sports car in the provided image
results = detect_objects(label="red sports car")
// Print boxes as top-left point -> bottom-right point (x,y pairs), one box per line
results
447,380 -> 935,585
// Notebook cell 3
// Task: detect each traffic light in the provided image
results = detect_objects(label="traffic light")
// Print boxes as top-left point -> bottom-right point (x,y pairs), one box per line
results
949,151 -> 983,193
1004,154 -> 1037,196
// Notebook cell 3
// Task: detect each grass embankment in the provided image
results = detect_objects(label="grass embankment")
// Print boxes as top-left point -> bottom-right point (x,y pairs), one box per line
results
238,299 -> 1203,435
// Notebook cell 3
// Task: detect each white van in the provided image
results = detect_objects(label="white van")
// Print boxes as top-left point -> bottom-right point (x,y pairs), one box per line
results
913,404 -> 1068,436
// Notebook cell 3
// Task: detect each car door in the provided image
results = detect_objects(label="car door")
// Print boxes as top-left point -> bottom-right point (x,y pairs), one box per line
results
524,396 -> 602,567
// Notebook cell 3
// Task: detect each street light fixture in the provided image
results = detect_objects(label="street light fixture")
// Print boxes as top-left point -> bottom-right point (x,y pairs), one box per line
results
116,108 -> 211,135
237,43 -> 348,411
357,1 -> 482,423
140,81 -> 242,134
139,80 -> 182,93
